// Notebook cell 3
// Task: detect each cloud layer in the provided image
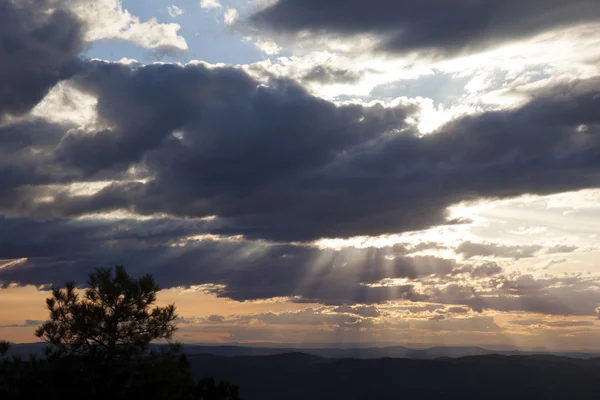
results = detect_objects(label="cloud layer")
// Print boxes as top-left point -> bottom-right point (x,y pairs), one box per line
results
251,0 -> 600,56
5,63 -> 600,243
2,0 -> 600,330
1,215 -> 599,317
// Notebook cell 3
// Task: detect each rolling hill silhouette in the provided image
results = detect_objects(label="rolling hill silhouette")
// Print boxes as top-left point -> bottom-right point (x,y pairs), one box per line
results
188,353 -> 600,399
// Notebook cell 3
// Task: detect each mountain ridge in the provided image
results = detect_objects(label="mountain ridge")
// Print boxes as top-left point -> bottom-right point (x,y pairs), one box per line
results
6,342 -> 599,360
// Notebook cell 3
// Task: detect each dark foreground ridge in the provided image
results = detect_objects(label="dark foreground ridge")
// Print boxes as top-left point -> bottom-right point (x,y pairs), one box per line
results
188,353 -> 600,400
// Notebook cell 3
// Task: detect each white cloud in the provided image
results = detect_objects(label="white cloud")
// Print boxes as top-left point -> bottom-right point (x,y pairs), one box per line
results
224,8 -> 239,26
200,0 -> 222,9
167,5 -> 184,18
64,0 -> 188,55
255,39 -> 281,55
31,82 -> 98,127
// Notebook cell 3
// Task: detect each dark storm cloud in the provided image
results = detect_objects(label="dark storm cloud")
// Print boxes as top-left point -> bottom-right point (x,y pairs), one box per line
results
1,17 -> 599,316
142,76 -> 600,241
9,67 -> 600,243
0,119 -> 82,203
56,61 -> 261,176
0,0 -> 84,119
2,217 -> 599,314
1,0 -> 600,325
250,0 -> 600,56
0,216 -> 211,281
3,216 -> 599,315
0,217 -> 458,304
1,60 -> 600,315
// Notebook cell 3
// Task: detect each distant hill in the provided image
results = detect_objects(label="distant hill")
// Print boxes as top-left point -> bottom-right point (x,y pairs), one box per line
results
180,344 -> 599,359
7,342 -> 599,360
188,353 -> 600,400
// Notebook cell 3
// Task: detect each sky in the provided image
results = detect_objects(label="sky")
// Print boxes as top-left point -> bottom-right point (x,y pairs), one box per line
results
1,0 -> 600,350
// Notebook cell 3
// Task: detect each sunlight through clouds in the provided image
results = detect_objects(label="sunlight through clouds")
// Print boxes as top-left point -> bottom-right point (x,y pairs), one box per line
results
1,0 -> 600,351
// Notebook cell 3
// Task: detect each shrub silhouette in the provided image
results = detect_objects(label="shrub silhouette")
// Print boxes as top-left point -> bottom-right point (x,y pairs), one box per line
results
0,266 -> 239,400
